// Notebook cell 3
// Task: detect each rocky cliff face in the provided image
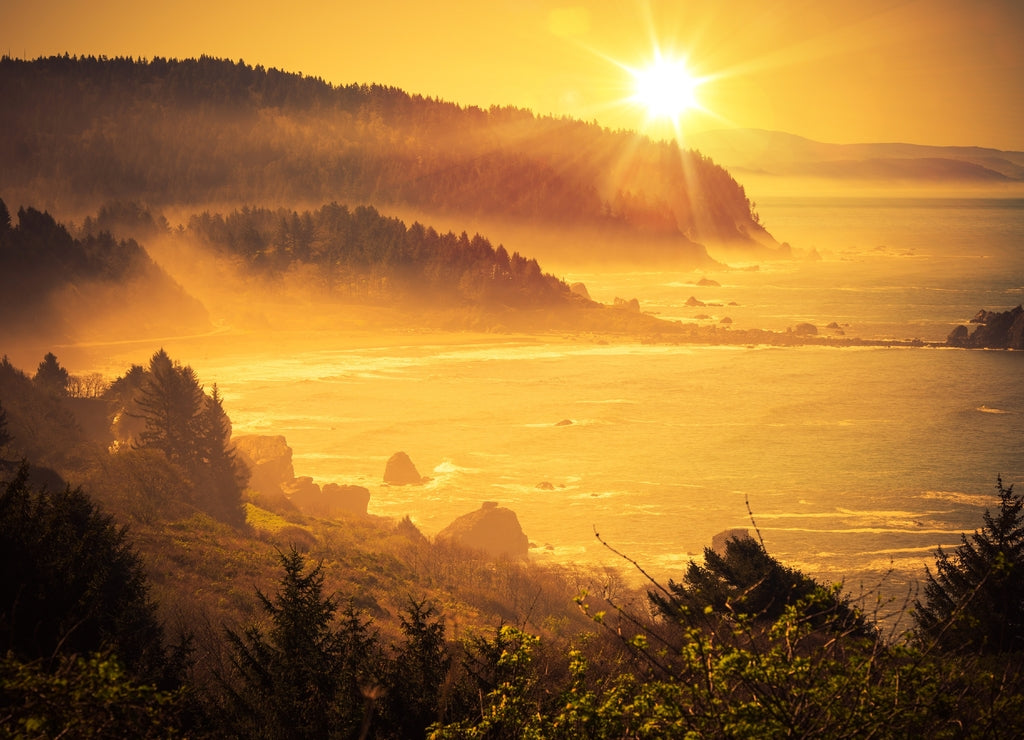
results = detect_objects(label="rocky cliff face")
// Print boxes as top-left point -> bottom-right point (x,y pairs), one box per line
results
947,306 -> 1024,349
437,502 -> 529,560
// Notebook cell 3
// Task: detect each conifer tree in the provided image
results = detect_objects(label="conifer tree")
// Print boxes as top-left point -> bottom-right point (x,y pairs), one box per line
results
0,464 -> 167,679
32,352 -> 70,397
193,383 -> 247,524
914,476 -> 1024,654
134,348 -> 205,465
223,548 -> 381,740
382,599 -> 451,739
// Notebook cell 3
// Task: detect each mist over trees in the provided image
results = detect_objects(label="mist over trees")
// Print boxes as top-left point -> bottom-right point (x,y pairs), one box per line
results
0,55 -> 775,257
187,202 -> 573,306
0,198 -> 207,344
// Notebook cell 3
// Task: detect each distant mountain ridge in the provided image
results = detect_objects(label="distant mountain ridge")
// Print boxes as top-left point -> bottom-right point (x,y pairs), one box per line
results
0,55 -> 779,263
687,128 -> 1024,184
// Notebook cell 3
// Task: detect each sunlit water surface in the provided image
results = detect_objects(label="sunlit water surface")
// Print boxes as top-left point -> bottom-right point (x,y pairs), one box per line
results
94,197 -> 1024,603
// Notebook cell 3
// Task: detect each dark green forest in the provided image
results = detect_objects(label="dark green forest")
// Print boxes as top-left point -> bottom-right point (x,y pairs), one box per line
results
0,55 -> 781,263
2,351 -> 1023,738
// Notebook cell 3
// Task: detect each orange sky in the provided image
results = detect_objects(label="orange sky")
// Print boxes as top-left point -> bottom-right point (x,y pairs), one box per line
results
3,0 -> 1023,150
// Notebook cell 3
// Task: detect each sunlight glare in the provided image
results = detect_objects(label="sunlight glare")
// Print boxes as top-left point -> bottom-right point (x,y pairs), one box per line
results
630,56 -> 704,121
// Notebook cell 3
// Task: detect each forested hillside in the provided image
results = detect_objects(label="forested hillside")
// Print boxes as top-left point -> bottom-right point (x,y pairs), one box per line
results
0,200 -> 208,346
0,54 -> 780,264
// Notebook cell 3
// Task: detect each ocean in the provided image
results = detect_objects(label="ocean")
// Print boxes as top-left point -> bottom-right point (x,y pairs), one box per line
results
79,196 -> 1024,607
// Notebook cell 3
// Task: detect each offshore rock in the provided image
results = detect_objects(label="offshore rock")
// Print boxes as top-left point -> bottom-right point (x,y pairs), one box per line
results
384,451 -> 428,485
948,305 -> 1024,349
613,296 -> 641,312
711,528 -> 754,556
570,282 -> 591,300
437,501 -> 530,560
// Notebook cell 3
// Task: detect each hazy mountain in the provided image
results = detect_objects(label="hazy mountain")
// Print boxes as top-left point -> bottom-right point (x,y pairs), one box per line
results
687,128 -> 1024,185
0,55 -> 781,266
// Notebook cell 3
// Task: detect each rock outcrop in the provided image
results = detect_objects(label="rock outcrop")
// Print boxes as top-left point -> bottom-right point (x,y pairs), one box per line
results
234,434 -> 370,516
290,481 -> 371,517
437,501 -> 529,560
234,435 -> 295,495
569,282 -> 591,300
947,305 -> 1024,349
613,296 -> 641,312
383,451 -> 428,485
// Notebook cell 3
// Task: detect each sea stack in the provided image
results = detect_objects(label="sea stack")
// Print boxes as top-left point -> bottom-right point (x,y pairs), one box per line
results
437,502 -> 529,560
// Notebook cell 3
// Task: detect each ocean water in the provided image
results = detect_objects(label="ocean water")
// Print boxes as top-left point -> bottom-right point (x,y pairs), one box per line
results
188,197 -> 1024,603
77,197 -> 1024,605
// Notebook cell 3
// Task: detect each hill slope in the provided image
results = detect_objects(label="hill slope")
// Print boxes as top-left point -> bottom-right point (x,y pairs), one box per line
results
0,55 -> 779,264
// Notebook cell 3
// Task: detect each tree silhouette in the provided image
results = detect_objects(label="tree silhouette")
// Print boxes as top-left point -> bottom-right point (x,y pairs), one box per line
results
914,476 -> 1024,654
381,599 -> 451,739
650,534 -> 868,636
222,547 -> 382,739
0,463 -> 167,680
33,352 -> 70,397
134,349 -> 205,465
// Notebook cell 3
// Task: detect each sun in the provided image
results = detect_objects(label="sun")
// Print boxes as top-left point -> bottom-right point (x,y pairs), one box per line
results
629,55 -> 705,122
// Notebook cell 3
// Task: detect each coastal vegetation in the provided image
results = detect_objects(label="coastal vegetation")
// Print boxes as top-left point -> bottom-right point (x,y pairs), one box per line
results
2,350 -> 1022,737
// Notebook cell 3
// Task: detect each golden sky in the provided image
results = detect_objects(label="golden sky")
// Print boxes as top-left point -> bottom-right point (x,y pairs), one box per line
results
3,0 -> 1023,150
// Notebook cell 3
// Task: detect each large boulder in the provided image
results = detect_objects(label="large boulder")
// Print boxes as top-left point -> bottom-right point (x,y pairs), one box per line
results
947,305 -> 1024,349
711,528 -> 754,556
437,501 -> 529,560
383,451 -> 428,485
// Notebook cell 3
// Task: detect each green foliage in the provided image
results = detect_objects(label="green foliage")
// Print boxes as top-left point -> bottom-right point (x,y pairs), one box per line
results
914,476 -> 1024,654
649,533 -> 872,638
381,599 -> 453,739
0,463 -> 169,681
0,652 -> 186,739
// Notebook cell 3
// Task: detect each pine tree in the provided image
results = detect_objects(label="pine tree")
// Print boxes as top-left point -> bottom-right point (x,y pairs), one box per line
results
381,599 -> 451,739
914,476 -> 1024,654
134,348 -> 205,465
193,383 -> 247,524
32,352 -> 70,397
650,534 -> 869,636
0,464 -> 167,680
223,548 -> 382,740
